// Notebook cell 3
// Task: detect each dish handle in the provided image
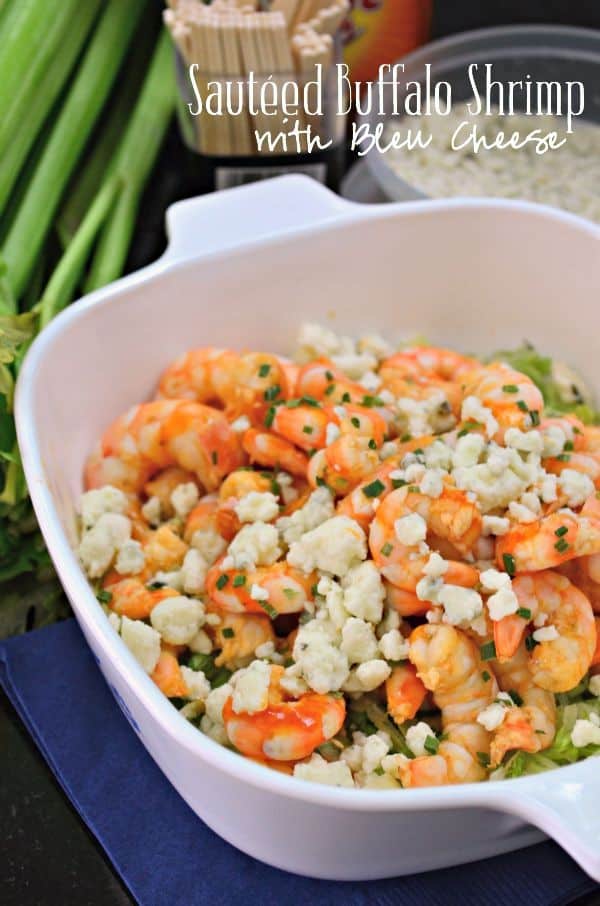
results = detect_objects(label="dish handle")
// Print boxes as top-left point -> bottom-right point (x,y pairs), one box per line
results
162,175 -> 357,265
481,759 -> 600,881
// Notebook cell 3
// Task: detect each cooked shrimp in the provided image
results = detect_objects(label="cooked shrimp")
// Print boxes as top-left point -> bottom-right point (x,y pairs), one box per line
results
386,585 -> 430,617
206,558 -> 313,615
507,571 -> 597,692
369,485 -> 481,592
151,648 -> 189,698
308,435 -> 380,495
212,612 -> 275,668
386,663 -> 427,724
157,348 -> 290,420
143,467 -> 198,519
242,428 -> 308,477
496,507 -> 600,574
336,436 -> 436,529
85,400 -> 245,493
539,415 -> 586,451
388,346 -> 477,382
295,360 -> 368,406
223,665 -> 346,761
379,346 -> 474,412
396,625 -> 498,786
489,641 -> 556,766
144,524 -> 188,572
462,363 -> 544,437
561,556 -> 600,614
106,578 -> 179,620
544,451 -> 600,488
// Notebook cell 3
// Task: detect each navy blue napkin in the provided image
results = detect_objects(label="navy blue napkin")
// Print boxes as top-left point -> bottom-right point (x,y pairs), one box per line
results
0,620 -> 597,906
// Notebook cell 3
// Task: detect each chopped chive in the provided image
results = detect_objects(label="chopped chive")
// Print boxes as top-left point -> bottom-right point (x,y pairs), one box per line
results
564,440 -> 574,452
400,433 -> 412,442
517,400 -> 529,413
232,574 -> 246,588
529,410 -> 540,427
264,384 -> 281,402
556,453 -> 571,462
502,384 -> 519,393
351,416 -> 360,428
307,448 -> 317,458
481,670 -> 491,682
259,600 -> 278,620
341,392 -> 351,404
368,438 -> 377,450
258,363 -> 271,378
413,448 -> 424,456
424,735 -> 439,755
525,635 -> 539,651
300,395 -> 319,407
502,553 -> 516,577
325,370 -> 334,381
222,627 -> 234,639
216,574 -> 229,590
283,587 -> 297,599
573,426 -> 582,435
286,398 -> 302,408
310,583 -> 319,597
96,589 -> 112,604
362,479 -> 386,498
324,384 -> 335,396
315,477 -> 328,488
264,406 -> 276,428
381,542 -> 393,557
407,485 -> 421,493
480,641 -> 497,661
146,581 -> 165,591
555,525 -> 568,537
302,425 -> 313,434
554,538 -> 569,553
477,752 -> 491,768
361,395 -> 384,408
516,607 -> 531,620
211,451 -> 218,465
391,478 -> 407,489
508,689 -> 523,707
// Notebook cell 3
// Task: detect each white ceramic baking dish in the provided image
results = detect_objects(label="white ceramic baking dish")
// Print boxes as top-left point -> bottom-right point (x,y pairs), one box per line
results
15,176 -> 600,881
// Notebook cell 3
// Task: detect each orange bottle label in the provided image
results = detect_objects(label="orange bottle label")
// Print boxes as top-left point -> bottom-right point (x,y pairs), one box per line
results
341,0 -> 433,84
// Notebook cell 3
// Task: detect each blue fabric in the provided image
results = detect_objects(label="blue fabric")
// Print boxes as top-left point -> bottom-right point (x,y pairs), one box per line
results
0,620 -> 596,906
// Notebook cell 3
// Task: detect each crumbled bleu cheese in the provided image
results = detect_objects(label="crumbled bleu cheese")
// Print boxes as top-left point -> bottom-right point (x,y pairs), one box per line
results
354,659 -> 391,691
150,569 -> 183,591
589,675 -> 600,697
279,667 -> 309,698
107,611 -> 121,633
115,539 -> 145,575
480,570 -> 518,621
295,322 -> 354,364
482,515 -> 510,537
188,629 -> 213,654
532,625 -> 560,643
541,424 -> 568,458
120,616 -> 161,674
539,473 -> 558,504
461,396 -> 498,439
438,585 -> 483,627
254,640 -> 275,659
231,660 -> 271,714
361,733 -> 391,774
477,702 -> 507,731
287,515 -> 367,577
189,526 -> 226,565
340,618 -> 379,664
504,428 -> 543,454
317,575 -> 347,629
395,390 -> 455,437
394,513 -> 427,546
276,472 -> 298,506
180,549 -> 207,595
80,485 -> 127,530
332,351 -> 378,380
78,513 -> 132,578
406,721 -> 435,756
341,560 -> 385,623
571,717 -> 600,748
231,415 -> 251,433
276,486 -> 334,546
452,432 -> 486,469
170,482 -> 200,519
325,422 -> 341,446
224,522 -> 281,570
149,595 -> 205,645
202,683 -> 233,745
180,666 -> 211,701
250,583 -> 269,602
420,469 -> 444,498
378,629 -> 410,661
141,496 -> 162,527
358,332 -> 393,361
293,754 -> 355,788
508,501 -> 539,523
558,469 -> 595,508
423,440 -> 453,472
359,370 -> 382,392
293,619 -> 349,693
235,491 -> 280,524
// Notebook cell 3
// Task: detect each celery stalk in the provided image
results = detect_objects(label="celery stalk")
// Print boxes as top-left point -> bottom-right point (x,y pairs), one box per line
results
0,0 -> 84,162
1,0 -> 147,302
85,30 -> 175,291
0,0 -> 101,215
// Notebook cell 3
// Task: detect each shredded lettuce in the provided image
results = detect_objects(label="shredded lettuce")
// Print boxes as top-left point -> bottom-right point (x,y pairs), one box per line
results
490,343 -> 599,424
493,691 -> 600,779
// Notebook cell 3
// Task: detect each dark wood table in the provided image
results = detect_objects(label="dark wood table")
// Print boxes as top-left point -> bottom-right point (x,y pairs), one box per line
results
3,3 -> 600,902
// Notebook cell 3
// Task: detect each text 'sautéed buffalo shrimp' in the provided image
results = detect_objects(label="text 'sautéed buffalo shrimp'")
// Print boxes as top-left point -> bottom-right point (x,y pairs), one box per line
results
77,323 -> 600,790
